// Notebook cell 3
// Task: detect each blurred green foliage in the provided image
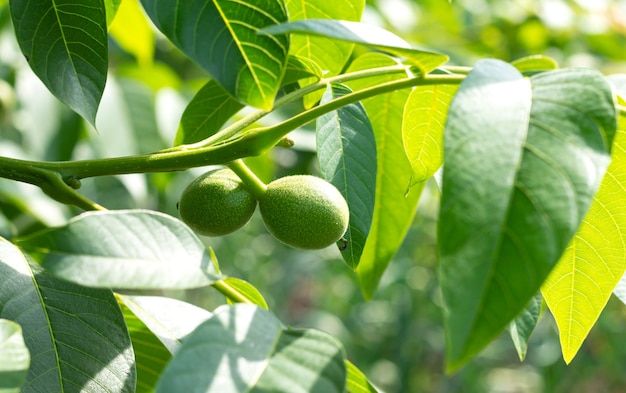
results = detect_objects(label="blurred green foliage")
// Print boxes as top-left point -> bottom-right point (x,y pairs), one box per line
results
0,1 -> 625,392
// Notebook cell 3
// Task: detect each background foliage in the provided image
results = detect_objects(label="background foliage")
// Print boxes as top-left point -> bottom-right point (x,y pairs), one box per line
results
0,0 -> 625,392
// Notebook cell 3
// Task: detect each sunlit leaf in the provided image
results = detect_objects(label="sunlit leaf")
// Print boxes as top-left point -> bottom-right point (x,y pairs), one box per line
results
0,319 -> 30,393
439,60 -> 616,371
117,298 -> 170,393
15,210 -> 221,289
156,304 -> 346,393
220,277 -> 269,310
542,75 -> 626,364
284,0 -> 365,107
402,84 -> 457,184
346,360 -> 379,393
0,238 -> 135,392
317,83 -> 377,269
141,0 -> 289,110
110,0 -> 155,66
281,55 -> 324,87
262,19 -> 448,74
511,55 -> 558,75
117,294 -> 212,354
345,53 -> 423,298
10,0 -> 108,125
104,0 -> 123,26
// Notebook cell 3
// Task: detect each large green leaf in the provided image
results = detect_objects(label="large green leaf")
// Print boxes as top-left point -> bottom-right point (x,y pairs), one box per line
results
262,20 -> 448,74
439,60 -> 616,371
15,210 -> 221,289
0,238 -> 135,392
284,0 -> 364,107
402,84 -> 457,183
344,53 -> 423,298
317,83 -> 377,268
0,319 -> 30,393
10,0 -> 108,125
542,74 -> 626,364
140,0 -> 289,110
156,304 -> 347,393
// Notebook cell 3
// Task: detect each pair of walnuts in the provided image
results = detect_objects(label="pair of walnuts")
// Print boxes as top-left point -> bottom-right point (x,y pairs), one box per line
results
178,168 -> 349,250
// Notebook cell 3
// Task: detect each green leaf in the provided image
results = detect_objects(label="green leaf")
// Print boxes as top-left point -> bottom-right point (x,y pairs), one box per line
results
508,293 -> 543,361
345,360 -> 379,393
117,294 -> 213,354
156,303 -> 346,393
402,84 -> 458,184
542,75 -> 626,364
174,80 -> 244,146
284,0 -> 365,107
15,210 -> 221,289
105,0 -> 123,26
439,60 -> 616,372
0,238 -> 135,392
317,83 -> 377,269
261,20 -> 448,75
344,53 -> 423,298
140,0 -> 289,110
281,55 -> 324,87
117,297 -> 170,393
511,55 -> 559,75
109,0 -> 155,66
10,0 -> 108,125
0,319 -> 30,393
220,277 -> 269,310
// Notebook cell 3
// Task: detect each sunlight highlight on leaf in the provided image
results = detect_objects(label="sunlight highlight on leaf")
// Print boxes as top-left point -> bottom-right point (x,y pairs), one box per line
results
140,0 -> 289,110
0,238 -> 135,392
285,0 -> 364,107
262,19 -> 448,74
402,84 -> 457,183
542,78 -> 626,364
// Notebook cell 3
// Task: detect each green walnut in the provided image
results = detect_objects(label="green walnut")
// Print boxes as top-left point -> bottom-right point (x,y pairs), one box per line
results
259,175 -> 349,249
178,168 -> 257,236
